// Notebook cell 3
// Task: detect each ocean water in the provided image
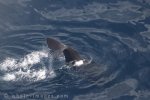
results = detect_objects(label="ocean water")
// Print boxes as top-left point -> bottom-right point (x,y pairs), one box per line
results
0,0 -> 150,100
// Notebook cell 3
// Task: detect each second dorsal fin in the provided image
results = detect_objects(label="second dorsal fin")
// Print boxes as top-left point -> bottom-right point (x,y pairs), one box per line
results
63,47 -> 82,63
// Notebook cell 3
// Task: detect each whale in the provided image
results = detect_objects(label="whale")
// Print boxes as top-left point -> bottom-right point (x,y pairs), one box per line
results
46,37 -> 84,67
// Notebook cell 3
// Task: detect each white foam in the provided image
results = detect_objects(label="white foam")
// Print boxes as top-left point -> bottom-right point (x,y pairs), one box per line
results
19,51 -> 48,67
2,73 -> 16,81
0,58 -> 17,71
0,50 -> 56,81
17,68 -> 55,81
0,50 -> 48,71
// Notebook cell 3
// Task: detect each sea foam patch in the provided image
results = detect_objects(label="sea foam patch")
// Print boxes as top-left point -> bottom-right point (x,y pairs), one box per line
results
2,68 -> 56,81
0,50 -> 49,71
0,50 -> 56,81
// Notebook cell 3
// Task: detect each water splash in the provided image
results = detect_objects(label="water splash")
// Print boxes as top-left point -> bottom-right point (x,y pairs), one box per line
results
0,50 -> 56,81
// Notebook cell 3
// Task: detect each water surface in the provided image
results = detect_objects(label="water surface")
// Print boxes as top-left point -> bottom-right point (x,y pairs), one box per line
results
0,0 -> 150,100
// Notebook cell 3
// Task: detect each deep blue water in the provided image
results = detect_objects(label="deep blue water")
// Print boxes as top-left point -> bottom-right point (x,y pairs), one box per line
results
0,0 -> 150,100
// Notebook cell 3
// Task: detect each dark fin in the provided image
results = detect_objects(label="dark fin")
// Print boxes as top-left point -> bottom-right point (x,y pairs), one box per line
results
46,37 -> 65,51
63,47 -> 82,63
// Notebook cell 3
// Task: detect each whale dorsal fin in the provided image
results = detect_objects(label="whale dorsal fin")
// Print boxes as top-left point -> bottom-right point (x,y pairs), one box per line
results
47,38 -> 65,51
